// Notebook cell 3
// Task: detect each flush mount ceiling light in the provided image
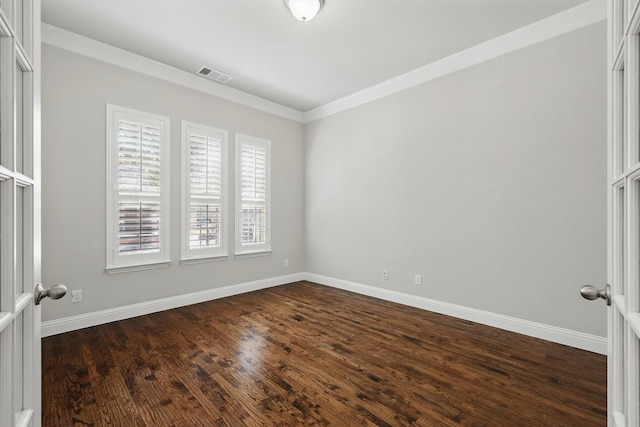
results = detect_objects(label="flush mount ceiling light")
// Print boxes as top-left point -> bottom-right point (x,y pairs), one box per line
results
284,0 -> 324,22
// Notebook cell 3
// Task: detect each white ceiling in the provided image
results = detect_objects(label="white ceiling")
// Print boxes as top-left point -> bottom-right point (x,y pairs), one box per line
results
42,0 -> 591,112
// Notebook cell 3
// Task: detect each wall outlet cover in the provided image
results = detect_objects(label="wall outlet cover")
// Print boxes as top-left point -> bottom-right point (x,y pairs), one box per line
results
71,289 -> 82,303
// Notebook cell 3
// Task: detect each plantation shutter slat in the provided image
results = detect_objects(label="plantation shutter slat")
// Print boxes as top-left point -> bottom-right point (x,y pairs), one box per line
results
189,203 -> 221,249
118,120 -> 162,196
117,201 -> 161,253
240,204 -> 266,245
241,145 -> 267,202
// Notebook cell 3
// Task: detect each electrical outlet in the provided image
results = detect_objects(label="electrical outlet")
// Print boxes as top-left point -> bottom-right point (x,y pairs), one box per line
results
284,259 -> 289,268
383,270 -> 389,280
71,289 -> 83,303
414,274 -> 422,286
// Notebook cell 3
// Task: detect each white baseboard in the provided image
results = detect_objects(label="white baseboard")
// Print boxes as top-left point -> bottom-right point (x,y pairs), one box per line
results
305,273 -> 607,355
41,272 -> 305,337
42,271 -> 607,355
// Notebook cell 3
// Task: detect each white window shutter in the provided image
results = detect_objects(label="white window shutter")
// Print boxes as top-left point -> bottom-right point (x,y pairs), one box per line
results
181,122 -> 228,262
106,105 -> 171,273
118,121 -> 162,195
236,134 -> 271,254
241,144 -> 267,201
118,201 -> 161,253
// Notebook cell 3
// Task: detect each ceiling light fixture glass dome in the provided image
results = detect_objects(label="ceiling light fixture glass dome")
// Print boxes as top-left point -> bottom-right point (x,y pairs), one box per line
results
285,0 -> 324,22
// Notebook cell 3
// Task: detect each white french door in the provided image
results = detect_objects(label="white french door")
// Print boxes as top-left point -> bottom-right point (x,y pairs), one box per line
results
610,1 -> 640,425
0,0 -> 41,426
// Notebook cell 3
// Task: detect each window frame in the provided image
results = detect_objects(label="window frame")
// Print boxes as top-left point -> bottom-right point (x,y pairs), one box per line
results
235,133 -> 271,256
105,104 -> 171,273
181,121 -> 229,264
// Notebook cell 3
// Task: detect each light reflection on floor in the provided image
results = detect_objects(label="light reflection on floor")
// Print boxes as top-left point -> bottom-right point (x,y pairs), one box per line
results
236,325 -> 267,376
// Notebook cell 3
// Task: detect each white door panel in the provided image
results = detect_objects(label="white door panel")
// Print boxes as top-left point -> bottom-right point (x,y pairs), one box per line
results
608,1 -> 640,425
0,1 -> 44,426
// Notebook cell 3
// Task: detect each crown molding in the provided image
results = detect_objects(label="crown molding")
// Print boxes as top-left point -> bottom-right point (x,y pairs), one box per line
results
41,0 -> 606,125
41,23 -> 306,123
303,0 -> 607,123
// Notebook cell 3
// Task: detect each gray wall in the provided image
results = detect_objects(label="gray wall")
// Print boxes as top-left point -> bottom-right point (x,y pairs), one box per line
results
305,22 -> 608,336
41,45 -> 305,322
42,21 -> 608,339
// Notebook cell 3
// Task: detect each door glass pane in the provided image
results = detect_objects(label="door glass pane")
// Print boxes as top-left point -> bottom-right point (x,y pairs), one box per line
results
616,69 -> 626,175
15,185 -> 22,295
15,63 -> 23,174
635,334 -> 640,424
0,180 -> 4,310
15,0 -> 23,46
623,70 -> 627,173
0,182 -> 2,309
628,326 -> 640,425
0,328 -> 11,426
12,313 -> 23,420
20,0 -> 33,59
0,44 -> 4,169
618,0 -> 627,41
617,186 -> 626,296
616,309 -> 627,414
637,334 -> 640,424
21,72 -> 31,177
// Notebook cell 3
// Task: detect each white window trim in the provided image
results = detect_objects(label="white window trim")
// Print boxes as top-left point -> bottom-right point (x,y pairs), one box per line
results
235,133 -> 271,256
181,121 -> 228,263
105,104 -> 171,273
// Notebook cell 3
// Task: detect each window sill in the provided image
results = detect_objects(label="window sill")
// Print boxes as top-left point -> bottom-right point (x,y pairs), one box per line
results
180,255 -> 229,266
106,260 -> 172,274
234,250 -> 272,259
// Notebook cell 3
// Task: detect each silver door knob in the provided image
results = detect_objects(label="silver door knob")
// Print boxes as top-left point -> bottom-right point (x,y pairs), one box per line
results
580,284 -> 611,306
34,283 -> 67,305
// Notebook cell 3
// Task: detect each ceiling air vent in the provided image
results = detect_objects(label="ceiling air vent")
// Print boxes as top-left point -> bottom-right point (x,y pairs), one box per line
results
197,66 -> 233,84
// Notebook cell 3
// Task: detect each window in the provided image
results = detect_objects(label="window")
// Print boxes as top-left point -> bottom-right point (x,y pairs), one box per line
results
181,122 -> 228,262
235,134 -> 271,255
106,105 -> 171,272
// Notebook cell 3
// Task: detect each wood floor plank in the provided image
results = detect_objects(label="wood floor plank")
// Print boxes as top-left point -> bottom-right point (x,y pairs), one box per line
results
42,281 -> 606,426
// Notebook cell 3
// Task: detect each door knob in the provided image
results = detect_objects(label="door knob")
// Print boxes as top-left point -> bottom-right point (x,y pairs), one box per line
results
34,283 -> 67,305
580,284 -> 611,306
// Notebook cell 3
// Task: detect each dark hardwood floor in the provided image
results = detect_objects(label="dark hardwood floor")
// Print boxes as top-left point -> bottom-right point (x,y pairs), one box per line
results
42,281 -> 606,426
